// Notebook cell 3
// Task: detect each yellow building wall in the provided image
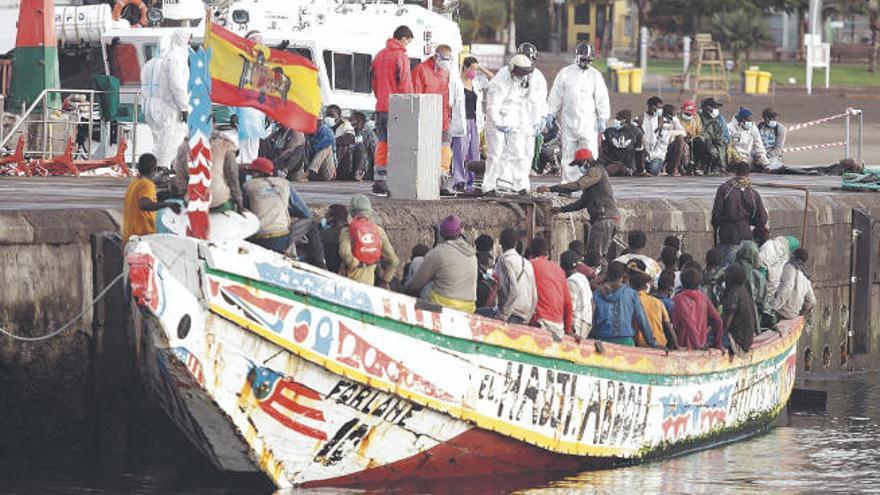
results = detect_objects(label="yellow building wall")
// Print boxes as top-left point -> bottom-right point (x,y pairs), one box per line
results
566,0 -> 633,53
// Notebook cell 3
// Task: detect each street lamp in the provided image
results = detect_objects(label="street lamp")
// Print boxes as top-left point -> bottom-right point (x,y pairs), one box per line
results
549,0 -> 565,55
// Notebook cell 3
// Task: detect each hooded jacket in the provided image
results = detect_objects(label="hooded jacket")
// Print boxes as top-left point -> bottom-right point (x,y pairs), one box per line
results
406,237 -> 478,303
711,176 -> 768,244
591,281 -> 658,346
735,241 -> 772,325
372,38 -> 414,112
494,249 -> 538,322
672,288 -> 724,350
412,57 -> 451,131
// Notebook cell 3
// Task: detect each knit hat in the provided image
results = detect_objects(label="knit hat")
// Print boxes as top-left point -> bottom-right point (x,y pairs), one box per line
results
786,235 -> 801,251
736,107 -> 753,122
247,157 -> 274,175
559,250 -> 580,270
349,194 -> 373,215
438,215 -> 462,239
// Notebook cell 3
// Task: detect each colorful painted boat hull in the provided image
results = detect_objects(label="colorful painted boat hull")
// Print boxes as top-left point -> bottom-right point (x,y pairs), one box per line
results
126,234 -> 803,488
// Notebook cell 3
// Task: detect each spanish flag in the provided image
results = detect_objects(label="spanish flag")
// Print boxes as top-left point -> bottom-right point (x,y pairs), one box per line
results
205,20 -> 321,133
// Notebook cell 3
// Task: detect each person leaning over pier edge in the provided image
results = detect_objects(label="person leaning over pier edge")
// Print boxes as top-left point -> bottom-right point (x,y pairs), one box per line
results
538,148 -> 620,264
711,160 -> 768,245
122,153 -> 181,243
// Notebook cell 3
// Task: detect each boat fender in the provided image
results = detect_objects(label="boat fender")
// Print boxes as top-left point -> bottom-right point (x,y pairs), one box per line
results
177,314 -> 191,339
112,0 -> 149,28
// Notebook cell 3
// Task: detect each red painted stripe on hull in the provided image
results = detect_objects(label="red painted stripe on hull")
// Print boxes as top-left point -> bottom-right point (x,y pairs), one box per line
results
302,428 -> 589,488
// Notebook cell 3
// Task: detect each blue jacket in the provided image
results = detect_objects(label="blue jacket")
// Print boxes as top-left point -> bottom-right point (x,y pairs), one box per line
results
592,283 -> 658,347
311,123 -> 336,152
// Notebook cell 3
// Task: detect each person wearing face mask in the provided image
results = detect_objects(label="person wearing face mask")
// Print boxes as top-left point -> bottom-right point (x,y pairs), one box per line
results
413,44 -> 455,195
639,96 -> 664,175
758,108 -> 786,171
320,204 -> 349,274
643,103 -> 677,176
538,149 -> 620,263
324,105 -> 357,180
727,107 -> 769,172
349,111 -> 378,181
547,42 -> 611,184
665,100 -> 702,176
449,56 -> 485,192
305,118 -> 337,181
517,43 -> 549,172
598,109 -> 643,176
694,97 -> 729,175
370,25 -> 415,197
482,54 -> 543,196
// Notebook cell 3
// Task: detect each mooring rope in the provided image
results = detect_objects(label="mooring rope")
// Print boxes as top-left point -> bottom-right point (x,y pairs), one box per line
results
0,271 -> 126,342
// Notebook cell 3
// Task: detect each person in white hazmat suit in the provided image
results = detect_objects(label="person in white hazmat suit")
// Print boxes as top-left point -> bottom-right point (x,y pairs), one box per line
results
482,55 -> 544,196
547,42 -> 611,184
142,30 -> 191,169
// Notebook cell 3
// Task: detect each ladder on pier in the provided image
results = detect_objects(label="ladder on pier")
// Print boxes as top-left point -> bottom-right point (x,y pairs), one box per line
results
686,34 -> 730,102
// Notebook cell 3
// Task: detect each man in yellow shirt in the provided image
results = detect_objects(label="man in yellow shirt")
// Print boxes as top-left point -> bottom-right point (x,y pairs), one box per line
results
122,153 -> 180,243
628,260 -> 679,349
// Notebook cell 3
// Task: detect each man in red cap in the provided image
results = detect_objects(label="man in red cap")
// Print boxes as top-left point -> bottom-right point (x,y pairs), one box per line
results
242,157 -> 326,267
538,148 -> 620,263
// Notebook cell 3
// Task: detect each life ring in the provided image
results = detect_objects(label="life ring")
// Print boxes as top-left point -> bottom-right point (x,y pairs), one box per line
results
112,0 -> 149,27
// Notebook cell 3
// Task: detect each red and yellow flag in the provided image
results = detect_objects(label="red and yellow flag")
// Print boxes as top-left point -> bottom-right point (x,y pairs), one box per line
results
205,20 -> 321,133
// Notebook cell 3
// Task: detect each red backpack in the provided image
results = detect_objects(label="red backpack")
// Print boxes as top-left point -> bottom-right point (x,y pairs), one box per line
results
349,217 -> 382,265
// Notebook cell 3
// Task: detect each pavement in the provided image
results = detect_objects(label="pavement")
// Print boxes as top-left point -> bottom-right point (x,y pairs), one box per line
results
0,174 -> 848,211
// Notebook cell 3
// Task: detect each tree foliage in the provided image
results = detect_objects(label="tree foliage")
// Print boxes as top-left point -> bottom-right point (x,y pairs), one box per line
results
458,0 -> 506,43
711,8 -> 773,65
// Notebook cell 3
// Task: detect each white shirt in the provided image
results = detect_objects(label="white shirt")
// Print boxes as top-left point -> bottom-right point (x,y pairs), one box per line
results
771,263 -> 816,320
567,272 -> 593,338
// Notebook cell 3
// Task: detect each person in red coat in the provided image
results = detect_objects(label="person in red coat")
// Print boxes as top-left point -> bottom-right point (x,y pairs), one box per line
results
527,237 -> 573,338
370,25 -> 414,197
413,44 -> 454,195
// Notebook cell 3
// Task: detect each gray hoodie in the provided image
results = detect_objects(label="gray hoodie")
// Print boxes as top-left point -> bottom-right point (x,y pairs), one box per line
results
406,237 -> 477,303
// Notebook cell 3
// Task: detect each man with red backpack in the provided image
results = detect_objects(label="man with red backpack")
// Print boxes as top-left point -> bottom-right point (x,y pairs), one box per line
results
371,25 -> 415,197
338,194 -> 400,288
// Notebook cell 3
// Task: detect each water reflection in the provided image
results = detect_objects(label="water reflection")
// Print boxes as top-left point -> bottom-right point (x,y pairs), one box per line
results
3,373 -> 879,494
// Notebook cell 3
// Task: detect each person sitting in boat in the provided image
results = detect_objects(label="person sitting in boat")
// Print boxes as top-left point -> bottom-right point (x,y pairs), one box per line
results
721,264 -> 758,354
628,260 -> 678,350
242,157 -> 326,268
591,261 -> 659,348
755,227 -> 801,302
560,250 -> 592,340
491,227 -> 538,324
771,248 -> 816,321
320,204 -> 349,274
614,230 -> 662,283
732,241 -> 775,330
528,237 -> 573,339
406,215 -> 478,313
171,125 -> 244,213
475,234 -> 496,310
338,194 -> 399,289
672,267 -> 724,350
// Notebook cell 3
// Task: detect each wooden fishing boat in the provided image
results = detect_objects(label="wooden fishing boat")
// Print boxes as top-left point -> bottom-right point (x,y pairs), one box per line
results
126,234 -> 803,488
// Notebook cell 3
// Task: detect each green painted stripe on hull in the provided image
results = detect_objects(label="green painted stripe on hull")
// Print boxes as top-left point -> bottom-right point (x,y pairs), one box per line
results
206,267 -> 794,386
8,47 -> 60,110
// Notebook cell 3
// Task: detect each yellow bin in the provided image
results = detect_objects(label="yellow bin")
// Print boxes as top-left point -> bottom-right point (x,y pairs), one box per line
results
629,68 -> 644,94
744,69 -> 759,94
616,68 -> 632,93
757,71 -> 772,94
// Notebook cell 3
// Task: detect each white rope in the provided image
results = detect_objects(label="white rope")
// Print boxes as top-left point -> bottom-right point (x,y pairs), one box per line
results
0,271 -> 126,342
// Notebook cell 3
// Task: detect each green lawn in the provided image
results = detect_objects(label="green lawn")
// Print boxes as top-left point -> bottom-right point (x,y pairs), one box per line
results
595,59 -> 880,87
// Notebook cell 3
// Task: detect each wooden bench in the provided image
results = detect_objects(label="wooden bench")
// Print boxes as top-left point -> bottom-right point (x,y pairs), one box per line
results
831,43 -> 872,62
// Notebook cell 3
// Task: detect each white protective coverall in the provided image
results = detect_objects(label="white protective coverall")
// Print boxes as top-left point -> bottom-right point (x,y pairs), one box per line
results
143,31 -> 191,168
483,67 -> 544,193
547,64 -> 611,183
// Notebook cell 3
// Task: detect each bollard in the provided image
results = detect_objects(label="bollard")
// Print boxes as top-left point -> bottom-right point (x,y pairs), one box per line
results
845,110 -> 850,159
858,109 -> 863,164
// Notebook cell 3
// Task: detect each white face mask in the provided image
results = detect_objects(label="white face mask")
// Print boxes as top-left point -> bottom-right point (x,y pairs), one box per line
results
742,121 -> 753,130
323,116 -> 337,127
681,113 -> 693,121
710,108 -> 720,118
437,58 -> 452,71
768,120 -> 778,128
610,119 -> 622,129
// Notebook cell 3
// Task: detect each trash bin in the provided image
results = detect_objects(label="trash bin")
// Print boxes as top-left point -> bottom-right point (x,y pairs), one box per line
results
629,68 -> 644,94
617,68 -> 632,93
757,71 -> 772,94
744,69 -> 759,94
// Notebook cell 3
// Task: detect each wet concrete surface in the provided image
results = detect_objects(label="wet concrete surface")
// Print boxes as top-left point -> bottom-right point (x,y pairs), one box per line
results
0,174 -> 847,211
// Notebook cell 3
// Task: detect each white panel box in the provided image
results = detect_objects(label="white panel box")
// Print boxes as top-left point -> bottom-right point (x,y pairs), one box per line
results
387,94 -> 442,200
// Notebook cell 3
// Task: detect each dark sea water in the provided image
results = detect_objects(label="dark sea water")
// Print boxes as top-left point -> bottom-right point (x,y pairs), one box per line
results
2,373 -> 878,495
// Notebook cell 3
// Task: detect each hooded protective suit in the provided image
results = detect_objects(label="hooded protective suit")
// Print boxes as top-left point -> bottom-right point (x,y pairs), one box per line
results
548,64 -> 611,183
483,64 -> 543,193
144,31 -> 191,168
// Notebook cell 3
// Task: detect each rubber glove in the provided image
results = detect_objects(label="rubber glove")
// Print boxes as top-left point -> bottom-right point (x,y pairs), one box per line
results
496,125 -> 512,134
596,118 -> 606,134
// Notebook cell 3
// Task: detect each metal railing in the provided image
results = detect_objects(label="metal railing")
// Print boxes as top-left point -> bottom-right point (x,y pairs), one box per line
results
1,88 -> 144,167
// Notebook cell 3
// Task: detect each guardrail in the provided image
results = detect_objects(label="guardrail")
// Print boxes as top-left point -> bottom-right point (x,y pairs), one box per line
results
1,88 -> 145,167
783,107 -> 864,163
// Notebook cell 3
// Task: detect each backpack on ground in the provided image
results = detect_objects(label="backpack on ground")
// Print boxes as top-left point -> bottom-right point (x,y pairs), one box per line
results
349,217 -> 382,264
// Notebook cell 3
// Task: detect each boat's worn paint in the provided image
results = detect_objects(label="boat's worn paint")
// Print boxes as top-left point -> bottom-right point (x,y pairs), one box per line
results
127,235 -> 802,488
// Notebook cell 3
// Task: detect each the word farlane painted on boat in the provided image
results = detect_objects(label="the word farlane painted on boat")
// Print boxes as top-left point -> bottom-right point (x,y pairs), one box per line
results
126,235 -> 804,488
476,363 -> 651,447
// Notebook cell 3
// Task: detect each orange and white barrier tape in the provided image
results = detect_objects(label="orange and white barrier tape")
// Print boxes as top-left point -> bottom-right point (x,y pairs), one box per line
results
787,107 -> 860,133
783,140 -> 845,153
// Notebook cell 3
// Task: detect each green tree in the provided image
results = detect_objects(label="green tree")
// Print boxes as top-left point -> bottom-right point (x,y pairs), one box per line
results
459,0 -> 507,43
712,8 -> 773,66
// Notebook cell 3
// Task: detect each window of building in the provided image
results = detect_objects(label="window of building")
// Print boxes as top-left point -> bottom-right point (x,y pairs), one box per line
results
574,2 -> 590,25
577,32 -> 591,42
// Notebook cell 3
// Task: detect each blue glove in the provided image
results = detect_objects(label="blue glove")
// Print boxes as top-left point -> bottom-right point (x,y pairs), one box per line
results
596,119 -> 607,134
533,122 -> 544,135
543,114 -> 555,129
496,125 -> 512,134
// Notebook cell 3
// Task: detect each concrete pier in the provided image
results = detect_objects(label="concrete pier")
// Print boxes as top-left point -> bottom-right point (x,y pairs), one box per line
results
0,175 -> 878,456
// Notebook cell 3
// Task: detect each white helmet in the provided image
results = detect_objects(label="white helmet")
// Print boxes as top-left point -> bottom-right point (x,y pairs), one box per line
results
508,54 -> 534,78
